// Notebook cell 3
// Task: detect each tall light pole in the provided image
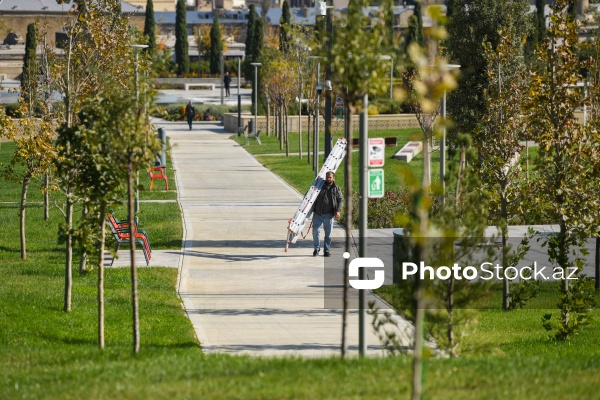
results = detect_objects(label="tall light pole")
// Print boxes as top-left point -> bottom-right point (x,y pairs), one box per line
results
306,56 -> 323,174
440,64 -> 460,205
130,44 -> 149,221
237,56 -> 242,133
251,62 -> 261,134
379,55 -> 393,100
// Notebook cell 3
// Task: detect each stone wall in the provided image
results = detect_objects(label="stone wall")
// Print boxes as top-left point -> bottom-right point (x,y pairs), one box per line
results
222,113 -> 420,133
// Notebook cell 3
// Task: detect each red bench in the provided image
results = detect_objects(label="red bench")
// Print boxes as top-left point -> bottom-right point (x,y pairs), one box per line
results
148,166 -> 168,191
106,213 -> 152,266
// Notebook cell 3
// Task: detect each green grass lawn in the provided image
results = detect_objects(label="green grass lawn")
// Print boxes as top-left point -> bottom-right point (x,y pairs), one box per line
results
2,137 -> 600,399
231,128 -> 437,195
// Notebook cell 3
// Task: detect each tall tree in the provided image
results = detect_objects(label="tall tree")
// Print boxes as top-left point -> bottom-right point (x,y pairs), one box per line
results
175,0 -> 189,75
382,0 -> 395,52
0,112 -> 55,261
20,23 -> 38,110
524,0 -> 599,340
480,31 -> 536,310
143,0 -> 157,54
209,12 -> 222,75
244,5 -> 258,80
324,0 -> 390,359
413,0 -> 424,47
444,0 -> 530,141
279,0 -> 291,54
48,0 -> 136,315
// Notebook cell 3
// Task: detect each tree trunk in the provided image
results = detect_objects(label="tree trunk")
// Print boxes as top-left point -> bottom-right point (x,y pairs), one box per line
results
412,207 -> 427,400
298,101 -> 302,160
266,100 -> 271,137
79,206 -> 88,274
284,105 -> 289,157
501,186 -> 510,310
63,33 -> 73,314
423,133 -> 431,186
64,192 -> 73,313
279,105 -> 284,151
447,276 -> 455,356
307,113 -> 312,164
98,203 -> 106,349
559,221 -> 569,337
341,102 -> 353,359
128,166 -> 140,353
19,173 -> 31,260
44,172 -> 49,221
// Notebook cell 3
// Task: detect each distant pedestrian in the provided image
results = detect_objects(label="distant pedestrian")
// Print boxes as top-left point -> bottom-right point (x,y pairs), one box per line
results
185,100 -> 195,130
224,71 -> 232,97
312,171 -> 343,257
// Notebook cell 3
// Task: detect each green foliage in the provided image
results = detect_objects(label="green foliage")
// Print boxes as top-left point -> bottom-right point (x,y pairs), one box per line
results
325,0 -> 389,109
143,0 -> 157,54
244,4 -> 257,80
523,0 -> 600,339
20,23 -> 38,108
542,277 -> 596,340
209,13 -> 222,75
444,0 -> 531,140
175,0 -> 189,76
279,0 -> 291,54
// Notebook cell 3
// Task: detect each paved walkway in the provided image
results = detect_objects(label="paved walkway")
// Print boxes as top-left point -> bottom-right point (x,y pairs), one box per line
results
151,119 -> 413,358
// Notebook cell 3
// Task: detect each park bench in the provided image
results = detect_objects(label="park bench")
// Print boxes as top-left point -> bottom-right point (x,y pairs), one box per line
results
385,137 -> 398,146
106,213 -> 152,266
148,166 -> 168,191
352,137 -> 397,148
0,44 -> 10,50
184,83 -> 216,91
239,123 -> 261,145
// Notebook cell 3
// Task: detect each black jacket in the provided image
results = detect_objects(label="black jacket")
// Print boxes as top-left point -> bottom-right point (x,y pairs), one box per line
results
313,183 -> 343,216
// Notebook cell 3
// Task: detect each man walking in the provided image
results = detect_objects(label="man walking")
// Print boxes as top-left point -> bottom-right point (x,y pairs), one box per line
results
312,171 -> 343,257
224,71 -> 232,97
185,100 -> 195,130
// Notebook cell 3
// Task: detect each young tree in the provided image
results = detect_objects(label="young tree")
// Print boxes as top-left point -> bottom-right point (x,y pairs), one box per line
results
323,0 -> 390,359
413,0 -> 424,47
480,31 -> 537,310
524,0 -> 599,340
48,0 -> 136,313
382,0 -> 395,52
143,0 -> 157,54
209,13 -> 222,75
279,0 -> 291,54
444,0 -> 530,141
0,113 -> 56,261
175,0 -> 189,75
21,23 -> 38,111
244,5 -> 258,80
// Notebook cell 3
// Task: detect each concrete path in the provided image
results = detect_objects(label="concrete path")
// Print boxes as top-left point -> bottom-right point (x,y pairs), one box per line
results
152,119 -> 413,358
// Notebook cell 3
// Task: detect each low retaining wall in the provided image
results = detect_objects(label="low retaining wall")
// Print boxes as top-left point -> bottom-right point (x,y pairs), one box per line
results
222,113 -> 420,133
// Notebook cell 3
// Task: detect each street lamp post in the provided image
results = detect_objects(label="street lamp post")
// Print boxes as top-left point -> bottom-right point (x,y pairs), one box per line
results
130,44 -> 149,221
379,55 -> 393,100
250,62 -> 261,134
306,56 -> 323,174
237,57 -> 242,132
440,64 -> 460,205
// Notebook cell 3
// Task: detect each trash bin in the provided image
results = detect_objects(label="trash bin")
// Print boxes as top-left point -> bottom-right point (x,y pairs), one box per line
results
157,127 -> 167,167
392,228 -> 406,283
